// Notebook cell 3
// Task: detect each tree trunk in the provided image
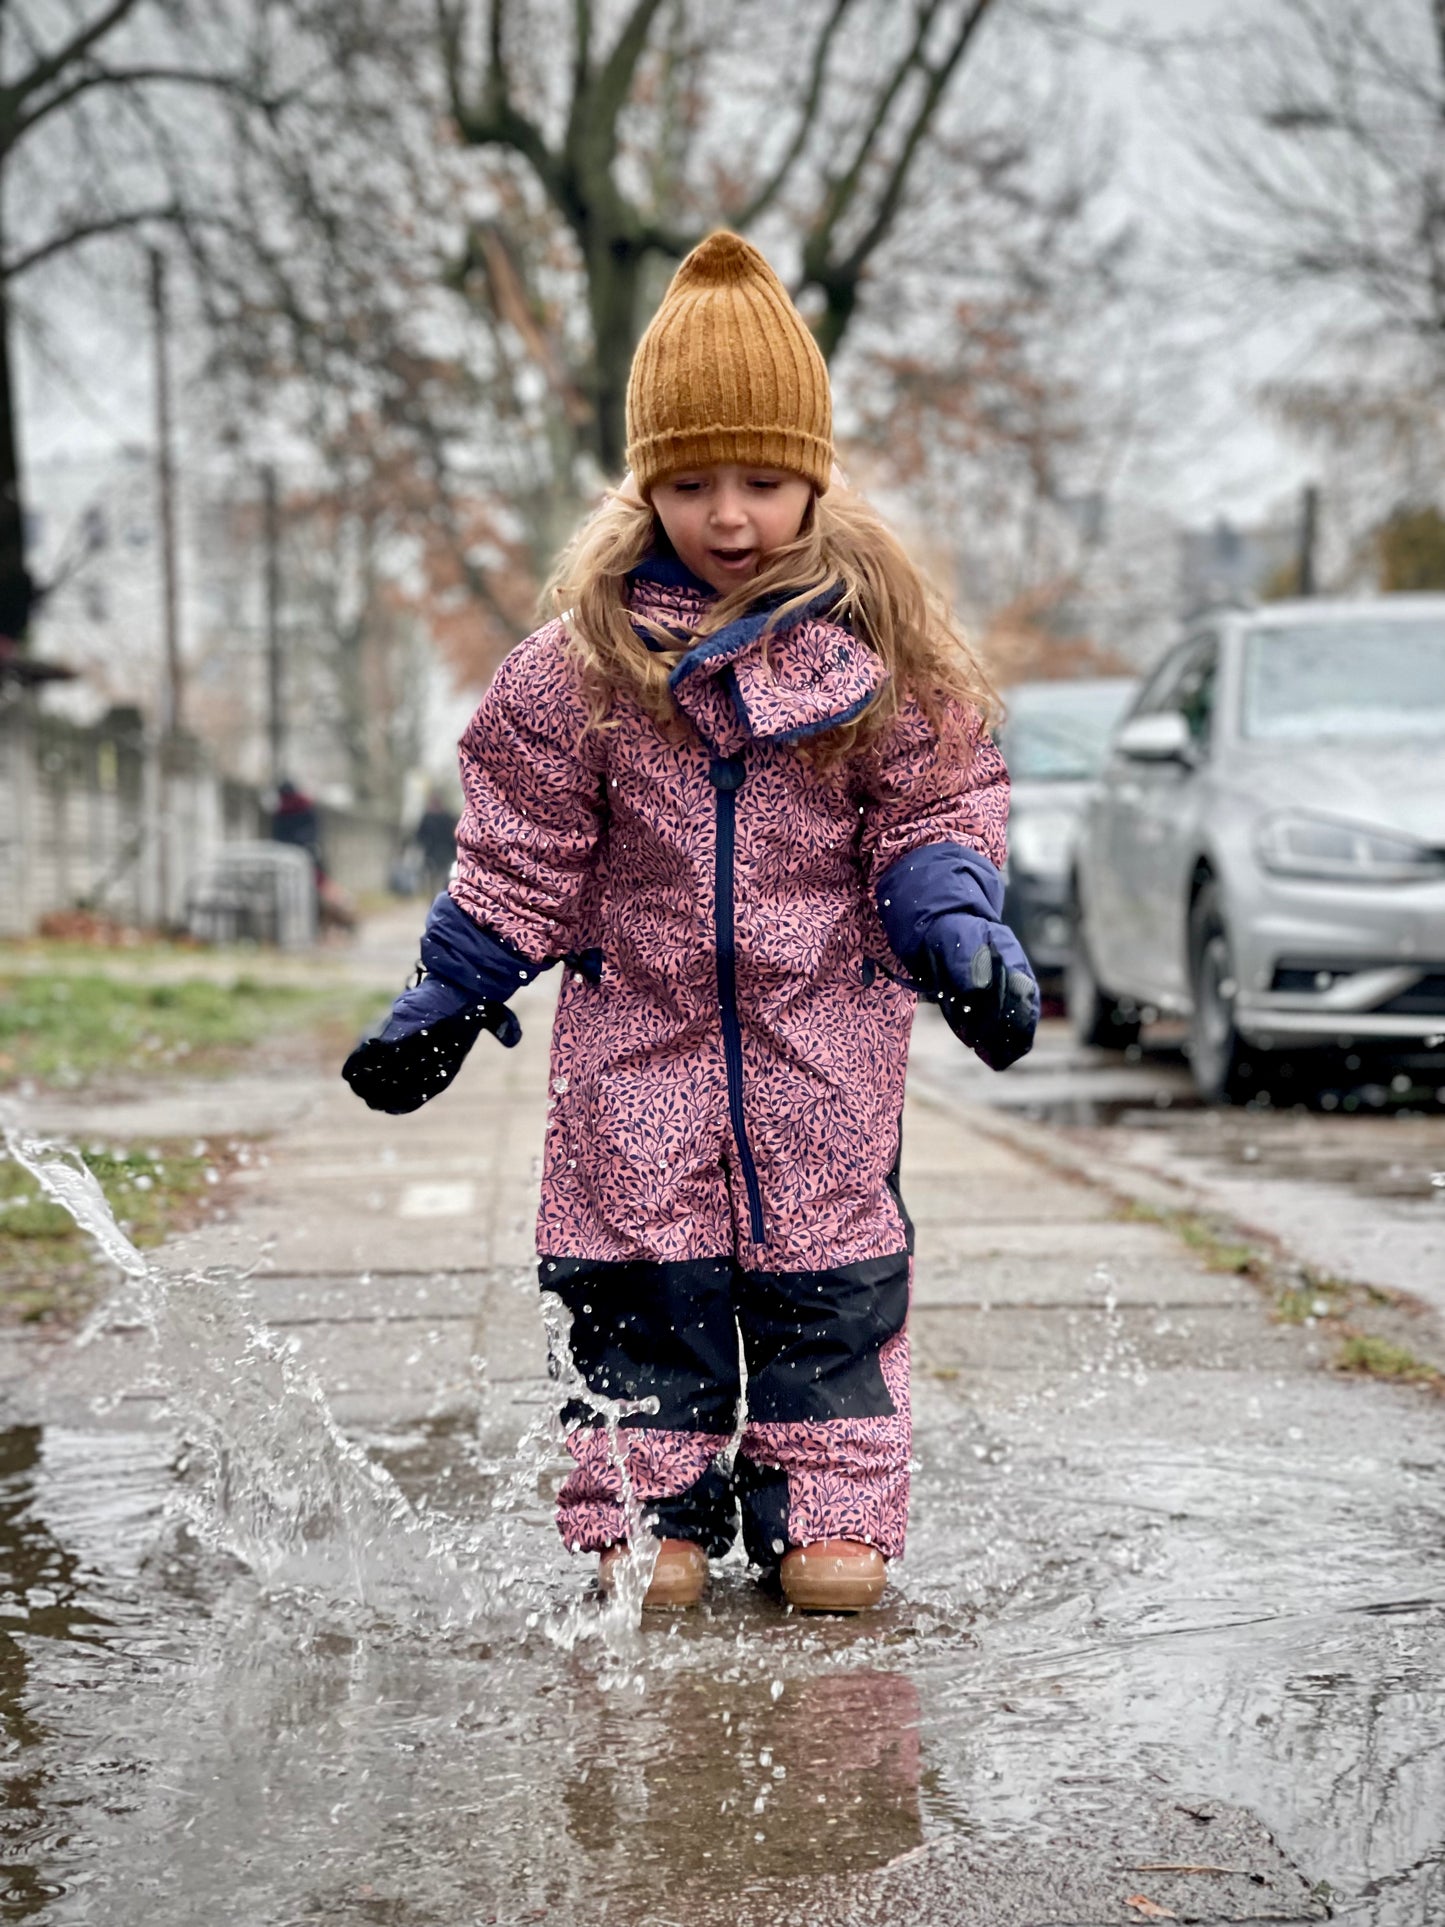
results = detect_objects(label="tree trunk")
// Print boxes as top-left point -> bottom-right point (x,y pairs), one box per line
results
584,236 -> 645,475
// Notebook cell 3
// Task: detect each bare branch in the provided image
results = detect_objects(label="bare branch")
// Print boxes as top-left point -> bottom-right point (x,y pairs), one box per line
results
731,0 -> 857,227
592,0 -> 671,133
14,64 -> 283,144
802,0 -> 998,354
839,0 -> 995,275
434,0 -> 468,123
816,0 -> 945,246
574,0 -> 593,101
5,200 -> 180,280
7,0 -> 145,105
450,0 -> 563,200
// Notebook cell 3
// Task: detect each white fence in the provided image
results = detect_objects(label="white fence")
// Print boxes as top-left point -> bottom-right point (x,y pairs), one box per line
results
0,697 -> 396,940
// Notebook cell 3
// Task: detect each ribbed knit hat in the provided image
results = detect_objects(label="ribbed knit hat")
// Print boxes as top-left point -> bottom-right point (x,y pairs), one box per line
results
625,231 -> 833,496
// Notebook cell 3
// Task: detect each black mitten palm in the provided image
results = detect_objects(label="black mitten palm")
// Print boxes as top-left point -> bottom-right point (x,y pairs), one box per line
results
343,983 -> 520,1115
930,921 -> 1039,1071
341,893 -> 532,1115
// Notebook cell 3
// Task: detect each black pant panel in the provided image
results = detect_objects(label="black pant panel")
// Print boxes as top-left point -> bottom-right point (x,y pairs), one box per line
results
735,1456 -> 791,1570
736,1251 -> 911,1423
544,1256 -> 740,1433
544,1248 -> 911,1559
646,1462 -> 738,1559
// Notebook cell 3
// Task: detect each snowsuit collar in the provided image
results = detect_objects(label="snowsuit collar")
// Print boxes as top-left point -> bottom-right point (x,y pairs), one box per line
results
627,555 -> 886,751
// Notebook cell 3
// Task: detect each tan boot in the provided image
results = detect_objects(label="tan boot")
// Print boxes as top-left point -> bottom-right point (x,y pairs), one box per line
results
779,1539 -> 887,1613
598,1538 -> 708,1609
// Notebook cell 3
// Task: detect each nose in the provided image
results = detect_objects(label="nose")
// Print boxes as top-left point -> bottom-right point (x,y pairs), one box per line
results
709,485 -> 748,531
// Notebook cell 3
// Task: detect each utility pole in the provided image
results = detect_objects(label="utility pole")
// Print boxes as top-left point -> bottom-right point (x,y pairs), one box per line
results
262,464 -> 284,786
148,246 -> 183,927
148,247 -> 183,734
1297,482 -> 1319,597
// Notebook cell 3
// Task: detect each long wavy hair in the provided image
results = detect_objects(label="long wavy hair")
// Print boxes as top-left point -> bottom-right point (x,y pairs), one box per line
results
542,481 -> 998,767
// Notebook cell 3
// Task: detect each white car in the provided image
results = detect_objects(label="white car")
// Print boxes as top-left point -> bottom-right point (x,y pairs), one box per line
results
1068,596 -> 1445,1102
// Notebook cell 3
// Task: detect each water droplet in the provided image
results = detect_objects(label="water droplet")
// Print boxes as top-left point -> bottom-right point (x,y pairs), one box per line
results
769,1679 -> 784,1701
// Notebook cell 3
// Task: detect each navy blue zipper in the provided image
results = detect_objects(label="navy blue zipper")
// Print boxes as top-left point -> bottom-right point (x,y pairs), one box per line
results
709,752 -> 766,1245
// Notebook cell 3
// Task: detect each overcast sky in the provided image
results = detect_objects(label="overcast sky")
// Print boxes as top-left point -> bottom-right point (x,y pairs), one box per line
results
21,0 -> 1306,528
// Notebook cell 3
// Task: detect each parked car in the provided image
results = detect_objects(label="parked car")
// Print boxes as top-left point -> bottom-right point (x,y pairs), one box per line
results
1067,595 -> 1445,1102
998,677 -> 1139,989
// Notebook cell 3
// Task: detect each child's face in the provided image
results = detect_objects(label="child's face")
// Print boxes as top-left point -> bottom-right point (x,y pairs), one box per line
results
651,464 -> 812,595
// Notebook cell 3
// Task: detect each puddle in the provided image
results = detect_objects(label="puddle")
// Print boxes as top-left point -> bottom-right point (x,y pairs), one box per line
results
1,1127 -> 1444,1922
1,1394 -> 1442,1924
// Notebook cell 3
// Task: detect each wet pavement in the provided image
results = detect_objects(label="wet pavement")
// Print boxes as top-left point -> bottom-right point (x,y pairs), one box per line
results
913,1018 -> 1445,1324
0,922 -> 1442,1925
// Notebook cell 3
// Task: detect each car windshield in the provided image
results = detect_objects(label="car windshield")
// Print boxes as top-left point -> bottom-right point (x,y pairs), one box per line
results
999,683 -> 1136,780
1242,617 -> 1445,741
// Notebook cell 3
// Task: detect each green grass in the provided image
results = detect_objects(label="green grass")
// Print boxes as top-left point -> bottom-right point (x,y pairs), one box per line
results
0,1144 -> 218,1324
0,973 -> 380,1088
1117,1199 -> 1260,1276
1275,1279 -> 1349,1326
1334,1333 -> 1443,1387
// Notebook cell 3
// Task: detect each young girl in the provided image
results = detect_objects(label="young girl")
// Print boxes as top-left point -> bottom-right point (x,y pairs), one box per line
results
344,232 -> 1038,1613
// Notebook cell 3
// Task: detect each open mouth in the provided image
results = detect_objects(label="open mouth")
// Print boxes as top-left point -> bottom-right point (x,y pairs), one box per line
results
709,547 -> 757,572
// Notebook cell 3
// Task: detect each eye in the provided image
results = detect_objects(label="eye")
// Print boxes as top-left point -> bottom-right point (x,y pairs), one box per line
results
746,476 -> 782,491
669,477 -> 705,493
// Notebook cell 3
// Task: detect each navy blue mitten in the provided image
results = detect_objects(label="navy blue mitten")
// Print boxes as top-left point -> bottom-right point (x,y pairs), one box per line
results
342,893 -> 534,1115
877,844 -> 1039,1071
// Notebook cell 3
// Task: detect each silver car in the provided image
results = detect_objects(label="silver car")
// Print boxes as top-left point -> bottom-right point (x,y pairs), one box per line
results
1068,595 -> 1445,1102
998,677 -> 1139,988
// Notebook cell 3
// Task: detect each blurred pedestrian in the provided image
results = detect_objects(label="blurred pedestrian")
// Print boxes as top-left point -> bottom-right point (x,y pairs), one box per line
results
343,233 -> 1037,1612
413,789 -> 459,900
269,778 -> 320,871
271,777 -> 354,934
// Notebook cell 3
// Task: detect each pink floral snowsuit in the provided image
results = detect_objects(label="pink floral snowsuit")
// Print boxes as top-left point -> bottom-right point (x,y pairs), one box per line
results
451,560 -> 1008,1564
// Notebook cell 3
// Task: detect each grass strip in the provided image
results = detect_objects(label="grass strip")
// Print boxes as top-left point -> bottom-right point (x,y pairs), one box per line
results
0,1142 -> 228,1325
0,973 -> 382,1088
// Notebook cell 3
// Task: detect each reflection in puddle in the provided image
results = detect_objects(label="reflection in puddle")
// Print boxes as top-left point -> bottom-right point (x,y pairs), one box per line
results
1,1125 -> 1443,1924
0,1408 -> 1441,1925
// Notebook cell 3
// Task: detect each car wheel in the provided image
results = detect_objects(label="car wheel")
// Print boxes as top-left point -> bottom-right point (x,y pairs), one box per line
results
1066,900 -> 1141,1051
1187,880 -> 1258,1104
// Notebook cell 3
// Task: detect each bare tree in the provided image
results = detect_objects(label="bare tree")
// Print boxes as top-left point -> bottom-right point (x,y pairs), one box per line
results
1187,0 -> 1445,374
158,0 -> 1130,774
437,0 -> 1004,471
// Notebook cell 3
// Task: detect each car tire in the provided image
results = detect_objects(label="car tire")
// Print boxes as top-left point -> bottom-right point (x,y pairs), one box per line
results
1066,900 -> 1141,1051
1187,880 -> 1258,1104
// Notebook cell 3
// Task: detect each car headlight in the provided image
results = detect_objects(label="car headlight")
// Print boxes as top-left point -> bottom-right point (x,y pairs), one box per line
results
1255,811 -> 1445,882
1009,811 -> 1078,881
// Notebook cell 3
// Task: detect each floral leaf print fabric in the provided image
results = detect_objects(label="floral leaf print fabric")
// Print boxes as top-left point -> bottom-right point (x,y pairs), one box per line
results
449,569 -> 1010,1555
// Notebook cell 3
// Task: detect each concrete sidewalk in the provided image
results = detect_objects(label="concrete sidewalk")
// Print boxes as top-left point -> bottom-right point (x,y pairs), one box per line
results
9,969 -> 1323,1437
4,923 -> 1443,1923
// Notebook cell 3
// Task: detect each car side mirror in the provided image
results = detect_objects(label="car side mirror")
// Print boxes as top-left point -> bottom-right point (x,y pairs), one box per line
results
1115,711 -> 1195,764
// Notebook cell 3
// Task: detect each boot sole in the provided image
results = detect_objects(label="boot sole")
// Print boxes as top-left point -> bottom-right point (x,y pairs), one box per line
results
779,1571 -> 887,1613
598,1545 -> 708,1609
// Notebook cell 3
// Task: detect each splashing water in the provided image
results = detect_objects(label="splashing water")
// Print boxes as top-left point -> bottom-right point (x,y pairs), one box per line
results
1,1116 -> 656,1660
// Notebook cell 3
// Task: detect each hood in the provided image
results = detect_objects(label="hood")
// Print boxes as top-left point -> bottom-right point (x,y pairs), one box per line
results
1230,736 -> 1445,845
628,559 -> 887,754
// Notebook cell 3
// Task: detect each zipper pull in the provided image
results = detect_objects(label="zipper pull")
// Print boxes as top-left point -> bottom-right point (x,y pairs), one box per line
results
709,754 -> 746,792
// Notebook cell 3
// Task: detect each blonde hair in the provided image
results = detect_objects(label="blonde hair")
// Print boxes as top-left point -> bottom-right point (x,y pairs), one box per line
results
543,482 -> 998,767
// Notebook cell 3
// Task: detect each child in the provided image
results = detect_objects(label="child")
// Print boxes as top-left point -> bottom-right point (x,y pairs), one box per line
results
344,233 -> 1038,1613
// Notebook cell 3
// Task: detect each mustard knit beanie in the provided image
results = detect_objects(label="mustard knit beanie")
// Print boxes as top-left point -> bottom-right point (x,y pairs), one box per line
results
625,231 -> 833,497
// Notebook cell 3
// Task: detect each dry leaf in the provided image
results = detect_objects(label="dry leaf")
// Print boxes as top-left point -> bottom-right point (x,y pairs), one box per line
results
1125,1899 -> 1178,1921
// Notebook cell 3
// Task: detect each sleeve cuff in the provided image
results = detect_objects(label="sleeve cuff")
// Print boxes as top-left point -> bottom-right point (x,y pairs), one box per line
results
421,892 -> 548,1005
875,842 -> 1005,966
